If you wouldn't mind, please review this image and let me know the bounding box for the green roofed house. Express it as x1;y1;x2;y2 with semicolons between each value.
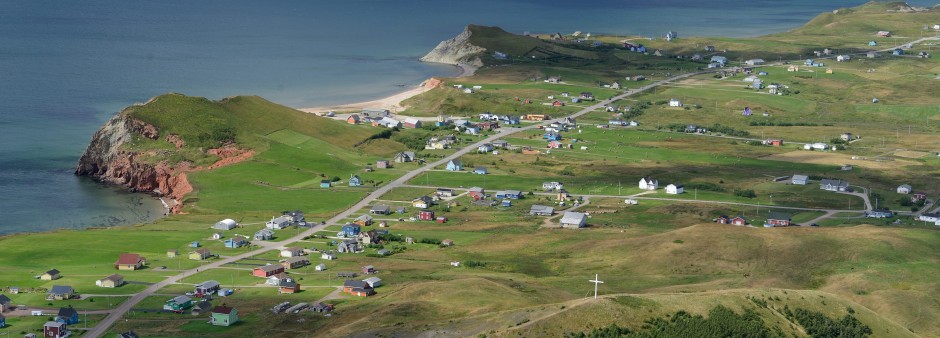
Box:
163;295;193;312
210;305;238;326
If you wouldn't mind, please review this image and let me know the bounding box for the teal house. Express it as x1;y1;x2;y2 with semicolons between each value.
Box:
349;175;362;187
163;295;193;312
210;306;238;326
320;180;332;188
446;159;463;171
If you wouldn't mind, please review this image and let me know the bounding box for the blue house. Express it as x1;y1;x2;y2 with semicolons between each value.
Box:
495;190;524;199
503;116;520;125
349;175;362;187
868;40;878;46
320;180;332;188
474;166;488;175
56;306;80;325
0;313;5;328
224;236;248;248
341;224;361;237
543;132;562;141
892;48;904;56
571;97;581;103
501;199;512;207
446;159;463;171
190;241;201;248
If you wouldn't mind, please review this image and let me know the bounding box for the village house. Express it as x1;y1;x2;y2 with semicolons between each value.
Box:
477;143;494;153
791;175;809;185
412;196;434;209
41;269;62;281
343;280;375;297
394;151;416;163
210;306;239;326
525;114;550;121
446;159;463;171
224;236;248;248
560;212;588;229
668;99;682;107
163;295;193;312
639;177;658;190
95;274;124;288
266;272;294;286
310;302;334;313
0;294;11;312
280;247;305;258
266;215;291;230
46;285;75;300
321;252;337;260
55;307;79;325
419;210;435;221
337;239;361;253
316;263;327;271
346;114;360;124
370;205;391;215
913;192;927;202
710;55;728;66
363;277;382;288
210;232;223;240
376;160;390;169
191;301;212;316
320;180;331;188
253;264;285;278
468;187;485;199
189;248;212;260
167;249;178;258
436;188;454;197
495;190;523;199
546;76;561;83
867;208;894;218
214;219;237;230
530;205;555;216
349;175;362;187
279;281;300;294
837;55;851;62
254;228;275;241
543;181;563;191
194;280;220;297
665;184;684;195
341;224;361;237
763;139;783;146
765;212;792;227
403;118;422;128
897;184;912;194
918;213;940;225
745;58;765;66
113;253;146;270
280;256;311;270
44;321;68;338
354;214;373;227
474;166;488;175
819;179;850;192
464;126;480;135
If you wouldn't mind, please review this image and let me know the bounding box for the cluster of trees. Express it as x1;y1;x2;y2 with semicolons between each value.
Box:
194;126;237;148
734;189;757;198
392;132;431;150
683;182;725;193
783;307;872;338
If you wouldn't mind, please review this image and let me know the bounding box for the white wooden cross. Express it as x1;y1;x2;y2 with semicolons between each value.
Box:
589;274;604;299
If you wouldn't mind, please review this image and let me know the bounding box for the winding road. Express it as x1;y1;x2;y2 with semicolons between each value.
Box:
83;68;711;338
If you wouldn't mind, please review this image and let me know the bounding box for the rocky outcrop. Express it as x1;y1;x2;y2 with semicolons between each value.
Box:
75;112;194;213
420;25;485;68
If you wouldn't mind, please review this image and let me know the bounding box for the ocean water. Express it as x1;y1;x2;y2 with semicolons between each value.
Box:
0;0;934;234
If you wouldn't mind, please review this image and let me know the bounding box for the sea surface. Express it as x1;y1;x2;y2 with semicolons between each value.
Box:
0;0;935;235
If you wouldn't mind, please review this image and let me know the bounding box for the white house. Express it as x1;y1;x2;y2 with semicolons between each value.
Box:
214;219;237;230
803;143;828;151
477;143;494;153
542;182;564;191
710;56;728;66
668;99;682;107
639;176;658;190
665;184;684;195
321;252;336;260
363;277;383;288
266;216;291;230
897;184;912;194
918;213;940;223
791;175;809;185
836;55;851;62
315;263;327;271
560;212;587;229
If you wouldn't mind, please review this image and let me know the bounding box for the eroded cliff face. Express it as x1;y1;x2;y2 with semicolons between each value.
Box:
420;25;485;67
75;112;193;213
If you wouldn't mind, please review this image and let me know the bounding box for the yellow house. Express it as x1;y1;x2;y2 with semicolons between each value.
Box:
95;274;125;288
40;269;61;281
190;248;212;260
167;249;178;258
114;253;146;271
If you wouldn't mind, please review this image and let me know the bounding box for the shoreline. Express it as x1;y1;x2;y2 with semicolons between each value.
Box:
298;62;477;114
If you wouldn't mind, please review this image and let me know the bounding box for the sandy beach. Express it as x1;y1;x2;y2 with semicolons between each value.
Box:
299;63;477;114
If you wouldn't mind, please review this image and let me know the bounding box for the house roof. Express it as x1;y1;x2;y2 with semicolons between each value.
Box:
468;187;484;193
668;183;684;189
898;184;912;189
792;174;808;181
169;295;191;304
475;166;487;171
45;269;60;275
101;274;124;282
44;321;65;328
370;205;391;212
232;236;247;242
560;212;587;225
404;118;421;124
449;159;462;166
48;286;73;294
819;179;849;187
197;280;220;289
193;248;211;254
530;205;554;214
344;280;369;288
192;301;212;311
767;212;791;220
283;247;303;253
212;306;235;314
271;272;290;280
498;190;522;196
0;294;10;303
284;256;309;264
256;265;282;273
413;196;433;203
363;277;382;284
57;306;78;317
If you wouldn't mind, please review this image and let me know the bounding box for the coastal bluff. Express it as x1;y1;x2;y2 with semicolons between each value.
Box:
75;105;192;213
420;25;486;68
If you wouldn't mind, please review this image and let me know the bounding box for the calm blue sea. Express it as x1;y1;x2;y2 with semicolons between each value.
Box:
0;0;934;234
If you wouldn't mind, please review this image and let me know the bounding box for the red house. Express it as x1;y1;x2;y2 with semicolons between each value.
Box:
552;100;564;107
418;210;435;221
44;321;68;338
252;264;284;278
765;139;783;146
913;192;927;201
731;216;748;226
716;215;731;224
468;187;485;200
436;217;448;223
765;212;791;227
279;282;300;294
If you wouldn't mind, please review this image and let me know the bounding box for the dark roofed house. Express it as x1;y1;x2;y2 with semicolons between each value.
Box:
0;294;11;313
47;286;75;301
343;280;375;297
370;205;391;215
819;179;849;192
191;300;212;316
530;205;555;216
41;269;61;281
55;306;79;325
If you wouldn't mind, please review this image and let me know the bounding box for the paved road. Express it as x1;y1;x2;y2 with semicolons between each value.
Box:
83;67;711;338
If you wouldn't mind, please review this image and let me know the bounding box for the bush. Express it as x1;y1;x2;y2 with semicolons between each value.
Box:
735;189;757;198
